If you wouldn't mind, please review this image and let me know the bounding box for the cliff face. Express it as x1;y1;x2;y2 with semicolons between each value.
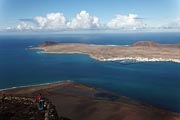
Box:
0;95;59;120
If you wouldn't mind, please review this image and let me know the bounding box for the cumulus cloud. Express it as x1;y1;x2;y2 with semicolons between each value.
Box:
67;10;100;29
11;11;100;31
16;22;35;31
1;22;36;32
34;13;67;30
3;10;179;32
107;14;146;30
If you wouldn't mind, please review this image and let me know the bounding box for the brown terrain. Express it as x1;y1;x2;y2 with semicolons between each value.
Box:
31;41;180;62
1;81;180;120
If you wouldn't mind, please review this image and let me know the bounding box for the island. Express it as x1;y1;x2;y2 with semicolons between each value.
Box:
31;41;180;63
1;81;180;120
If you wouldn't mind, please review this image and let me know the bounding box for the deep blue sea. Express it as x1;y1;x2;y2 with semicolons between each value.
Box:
0;33;180;112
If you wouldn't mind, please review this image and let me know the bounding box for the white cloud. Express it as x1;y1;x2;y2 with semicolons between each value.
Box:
2;22;35;32
13;11;100;31
16;22;35;31
34;13;67;30
107;14;146;30
3;11;180;32
67;10;100;29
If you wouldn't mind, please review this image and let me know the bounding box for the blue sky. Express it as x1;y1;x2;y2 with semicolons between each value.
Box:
0;0;180;32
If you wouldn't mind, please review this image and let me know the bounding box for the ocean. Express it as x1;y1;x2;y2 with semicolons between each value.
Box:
0;33;180;112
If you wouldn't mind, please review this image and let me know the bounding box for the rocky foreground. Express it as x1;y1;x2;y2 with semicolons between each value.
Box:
0;95;69;120
0;96;44;120
32;41;180;63
1;81;180;120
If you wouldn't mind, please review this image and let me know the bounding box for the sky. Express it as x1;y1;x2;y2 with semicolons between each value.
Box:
0;0;180;33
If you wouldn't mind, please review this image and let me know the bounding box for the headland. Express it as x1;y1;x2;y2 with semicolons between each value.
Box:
1;81;180;120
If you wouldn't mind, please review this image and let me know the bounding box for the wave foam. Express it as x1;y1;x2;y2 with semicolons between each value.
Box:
102;57;180;63
0;80;73;91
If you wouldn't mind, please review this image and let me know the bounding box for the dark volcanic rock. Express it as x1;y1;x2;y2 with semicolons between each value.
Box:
0;95;60;120
39;41;58;47
0;96;44;120
132;41;159;47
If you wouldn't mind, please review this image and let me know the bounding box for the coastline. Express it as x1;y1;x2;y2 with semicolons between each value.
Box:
37;50;180;63
0;80;72;92
100;57;180;63
1;81;180;120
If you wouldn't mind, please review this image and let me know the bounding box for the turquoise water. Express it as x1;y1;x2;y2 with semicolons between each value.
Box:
0;33;180;112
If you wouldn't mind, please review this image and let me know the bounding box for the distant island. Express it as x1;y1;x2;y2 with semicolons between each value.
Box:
32;41;180;63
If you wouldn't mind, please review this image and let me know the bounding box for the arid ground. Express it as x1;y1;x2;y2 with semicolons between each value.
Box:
1;81;180;120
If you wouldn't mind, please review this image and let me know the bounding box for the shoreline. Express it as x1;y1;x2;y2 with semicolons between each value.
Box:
0;80;72;92
37;50;180;63
100;57;180;63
